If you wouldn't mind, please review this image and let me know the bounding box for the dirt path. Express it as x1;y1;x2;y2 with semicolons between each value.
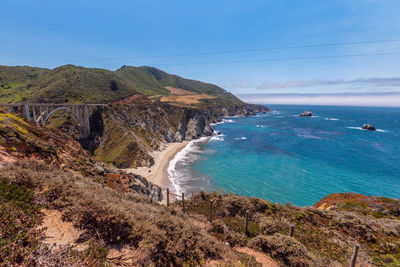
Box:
235;247;278;267
40;209;87;251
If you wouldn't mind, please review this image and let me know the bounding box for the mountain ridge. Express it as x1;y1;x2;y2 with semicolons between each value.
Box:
0;64;245;108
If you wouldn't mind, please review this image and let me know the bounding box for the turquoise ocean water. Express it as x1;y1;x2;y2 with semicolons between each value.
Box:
168;105;400;206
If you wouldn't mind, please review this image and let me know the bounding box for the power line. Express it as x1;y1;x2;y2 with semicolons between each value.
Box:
126;38;400;59
153;51;400;66
6;38;400;65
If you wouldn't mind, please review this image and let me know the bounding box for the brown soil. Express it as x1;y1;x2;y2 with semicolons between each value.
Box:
0;147;15;168
164;86;196;95
161;86;215;105
40;209;86;251
107;245;136;266
235;247;278;267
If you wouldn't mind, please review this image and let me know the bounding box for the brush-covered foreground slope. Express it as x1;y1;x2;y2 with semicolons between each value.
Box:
0;64;259;112
185;192;400;266
0;108;260;266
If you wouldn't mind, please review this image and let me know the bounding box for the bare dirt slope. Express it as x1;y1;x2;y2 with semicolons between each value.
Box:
161;86;215;105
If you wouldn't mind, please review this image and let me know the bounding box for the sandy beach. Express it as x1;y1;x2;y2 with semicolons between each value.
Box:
124;141;189;188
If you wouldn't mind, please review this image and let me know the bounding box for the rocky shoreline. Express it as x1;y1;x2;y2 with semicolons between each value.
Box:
78;102;269;170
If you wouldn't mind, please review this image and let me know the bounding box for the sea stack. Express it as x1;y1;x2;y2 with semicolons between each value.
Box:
300;111;314;117
362;124;376;131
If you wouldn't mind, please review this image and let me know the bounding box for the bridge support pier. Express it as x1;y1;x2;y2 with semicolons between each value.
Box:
0;103;105;139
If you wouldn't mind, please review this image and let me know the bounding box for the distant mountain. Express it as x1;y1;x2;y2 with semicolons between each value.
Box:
0;64;243;107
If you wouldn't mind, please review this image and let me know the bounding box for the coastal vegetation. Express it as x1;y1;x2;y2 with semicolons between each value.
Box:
0;107;399;266
185;192;400;266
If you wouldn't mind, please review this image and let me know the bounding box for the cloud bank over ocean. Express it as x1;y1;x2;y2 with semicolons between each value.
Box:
227;77;400;93
238;92;400;107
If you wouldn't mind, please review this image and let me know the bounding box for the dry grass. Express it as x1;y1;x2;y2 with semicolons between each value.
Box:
0;161;260;266
165;86;196;95
161;86;215;105
248;234;318;266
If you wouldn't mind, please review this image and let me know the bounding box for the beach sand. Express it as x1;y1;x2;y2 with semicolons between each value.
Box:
124;141;189;188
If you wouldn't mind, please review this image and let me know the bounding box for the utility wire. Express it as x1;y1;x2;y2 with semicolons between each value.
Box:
125;38;400;59
153;51;400;66
9;38;400;65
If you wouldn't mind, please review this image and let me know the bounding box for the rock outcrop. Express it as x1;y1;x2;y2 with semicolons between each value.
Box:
300;111;314;117
314;192;400;218
362;124;376;131
218;104;269;117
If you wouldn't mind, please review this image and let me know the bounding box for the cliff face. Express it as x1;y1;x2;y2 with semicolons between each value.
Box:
220;104;270;117
84;103;215;168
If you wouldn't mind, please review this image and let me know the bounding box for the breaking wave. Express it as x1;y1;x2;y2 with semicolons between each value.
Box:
168;137;209;195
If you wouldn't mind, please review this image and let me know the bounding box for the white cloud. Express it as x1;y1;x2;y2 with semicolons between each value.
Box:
238;92;400;107
254;77;400;90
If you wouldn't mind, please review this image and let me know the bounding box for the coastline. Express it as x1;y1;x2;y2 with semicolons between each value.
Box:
124;141;189;188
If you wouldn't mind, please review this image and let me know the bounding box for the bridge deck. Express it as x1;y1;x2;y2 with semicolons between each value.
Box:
0;103;106;107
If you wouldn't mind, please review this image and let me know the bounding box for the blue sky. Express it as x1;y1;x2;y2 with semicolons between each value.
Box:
1;0;400;105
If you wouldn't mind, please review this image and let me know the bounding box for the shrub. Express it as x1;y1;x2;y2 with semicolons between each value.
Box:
208;219;246;247
248;234;317;266
259;216;290;235
0;178;44;266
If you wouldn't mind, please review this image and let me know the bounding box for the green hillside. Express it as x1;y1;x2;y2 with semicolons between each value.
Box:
116;66;242;104
0;64;243;106
0;65;138;103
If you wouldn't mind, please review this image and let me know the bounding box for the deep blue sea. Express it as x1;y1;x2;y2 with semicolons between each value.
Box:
168;105;400;206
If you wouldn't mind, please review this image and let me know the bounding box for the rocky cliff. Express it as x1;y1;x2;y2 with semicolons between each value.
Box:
220;103;270;117
0;108;162;201
84;99;269;168
81;102;214;168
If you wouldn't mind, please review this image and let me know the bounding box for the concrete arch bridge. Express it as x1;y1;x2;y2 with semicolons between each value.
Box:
0;103;105;138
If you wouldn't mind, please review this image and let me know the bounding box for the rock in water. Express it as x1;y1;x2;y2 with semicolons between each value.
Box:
300;111;314;117
362;124;376;131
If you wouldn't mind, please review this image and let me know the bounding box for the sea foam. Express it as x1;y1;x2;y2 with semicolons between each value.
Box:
168;137;208;195
209;134;225;142
347;127;387;132
347;126;365;130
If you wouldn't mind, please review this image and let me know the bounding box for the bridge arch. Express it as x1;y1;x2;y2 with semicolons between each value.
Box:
40;107;80;126
0;103;96;139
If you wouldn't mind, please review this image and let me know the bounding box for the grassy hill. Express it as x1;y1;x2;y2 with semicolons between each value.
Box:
0;64;244;107
116;66;242;105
